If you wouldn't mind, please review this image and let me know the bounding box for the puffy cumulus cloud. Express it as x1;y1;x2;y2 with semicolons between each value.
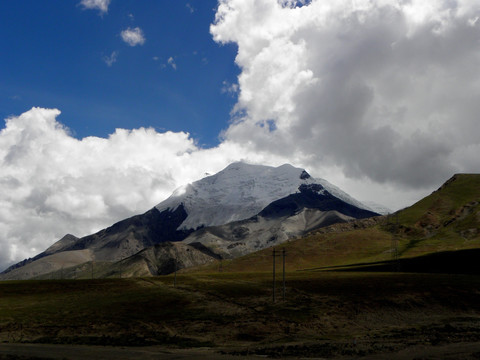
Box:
80;0;111;14
121;27;146;47
211;0;480;194
0;108;262;270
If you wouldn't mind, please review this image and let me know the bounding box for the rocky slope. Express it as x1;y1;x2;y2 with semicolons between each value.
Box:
183;182;377;258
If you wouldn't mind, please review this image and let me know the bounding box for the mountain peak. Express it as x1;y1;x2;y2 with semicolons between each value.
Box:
300;170;311;179
156;162;315;229
221;162;303;176
156;162;369;231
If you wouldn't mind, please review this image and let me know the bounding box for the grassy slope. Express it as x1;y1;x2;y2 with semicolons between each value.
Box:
394;174;480;258
191;227;393;273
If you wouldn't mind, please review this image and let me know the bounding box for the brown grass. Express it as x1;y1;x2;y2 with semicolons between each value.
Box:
2;271;480;358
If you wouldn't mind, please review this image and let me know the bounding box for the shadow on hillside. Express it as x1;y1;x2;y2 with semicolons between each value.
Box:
306;248;480;274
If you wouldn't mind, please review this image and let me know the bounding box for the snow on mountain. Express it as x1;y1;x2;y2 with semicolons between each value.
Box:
362;201;392;215
315;178;373;213
156;162;371;230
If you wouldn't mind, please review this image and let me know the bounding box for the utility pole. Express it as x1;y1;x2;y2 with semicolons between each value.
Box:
273;248;287;303
282;248;286;301
173;245;180;287
391;213;399;271
273;248;276;303
174;257;177;287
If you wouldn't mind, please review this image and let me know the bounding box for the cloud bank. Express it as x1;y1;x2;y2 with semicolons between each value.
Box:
212;0;480;188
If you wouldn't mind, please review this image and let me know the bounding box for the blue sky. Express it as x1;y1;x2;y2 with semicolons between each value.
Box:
0;0;238;146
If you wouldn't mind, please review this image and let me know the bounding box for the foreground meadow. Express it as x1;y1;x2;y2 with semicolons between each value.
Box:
2;271;480;359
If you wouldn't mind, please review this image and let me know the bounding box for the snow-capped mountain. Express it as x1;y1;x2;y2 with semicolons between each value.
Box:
156;162;372;230
1;162;379;280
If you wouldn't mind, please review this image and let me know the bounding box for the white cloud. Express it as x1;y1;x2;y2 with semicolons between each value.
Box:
80;0;110;14
211;0;480;193
168;57;177;70
121;27;146;47
221;80;239;95
186;3;195;13
102;51;118;66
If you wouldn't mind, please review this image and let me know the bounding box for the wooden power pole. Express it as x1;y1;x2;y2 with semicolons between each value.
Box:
174;257;177;287
273;248;287;303
273;248;276;303
282;248;286;301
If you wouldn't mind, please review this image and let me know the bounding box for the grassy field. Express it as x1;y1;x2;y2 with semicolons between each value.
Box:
2;271;480;358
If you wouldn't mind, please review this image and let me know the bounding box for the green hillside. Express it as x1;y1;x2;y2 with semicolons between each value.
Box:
393;174;480;258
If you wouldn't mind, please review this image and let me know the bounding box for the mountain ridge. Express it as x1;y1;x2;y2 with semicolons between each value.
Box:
1;162;379;279
156;162;372;230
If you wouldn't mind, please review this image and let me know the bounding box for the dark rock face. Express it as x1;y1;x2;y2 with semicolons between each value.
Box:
61;205;191;254
300;170;311;180
259;184;379;219
1;205;195;268
188;242;222;260
1;257;37;274
119;241;219;275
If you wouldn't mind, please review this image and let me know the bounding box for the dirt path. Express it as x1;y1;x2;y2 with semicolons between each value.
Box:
3;341;480;360
358;341;480;360
0;343;259;360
